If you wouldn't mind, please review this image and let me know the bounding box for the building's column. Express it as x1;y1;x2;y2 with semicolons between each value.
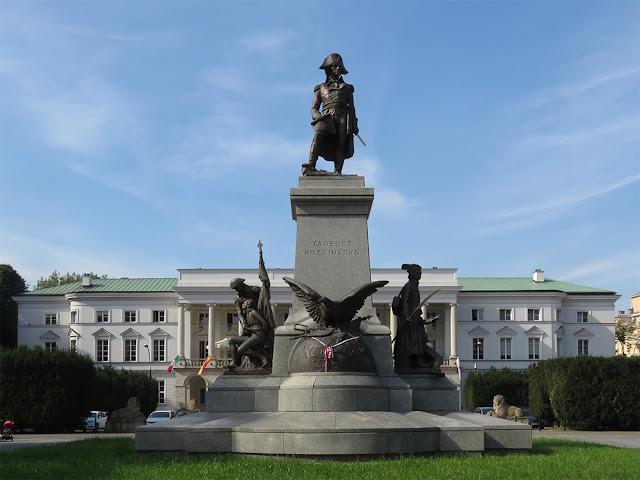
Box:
184;307;192;360
449;303;458;358
177;304;185;358
389;304;397;354
207;304;215;359
271;303;278;326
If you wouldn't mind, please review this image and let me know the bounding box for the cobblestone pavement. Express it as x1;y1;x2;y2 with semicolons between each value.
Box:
532;428;640;449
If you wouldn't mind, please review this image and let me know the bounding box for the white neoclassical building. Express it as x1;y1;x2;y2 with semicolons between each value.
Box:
15;268;619;412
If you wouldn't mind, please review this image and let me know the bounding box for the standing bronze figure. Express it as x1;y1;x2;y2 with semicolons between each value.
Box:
393;264;443;372
302;53;360;175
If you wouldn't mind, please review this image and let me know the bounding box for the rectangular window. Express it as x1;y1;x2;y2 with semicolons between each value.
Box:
124;339;137;362
557;338;563;357
528;309;540;321
200;388;206;405
528;338;540;360
500;338;512;360
577;311;588;323
71;311;78;323
45;342;57;351
499;309;512;321
199;313;209;325
158;380;166;404
70;339;77;350
226;312;239;329
556;309;561;322
152;310;165;323
45;313;57;325
471;309;484;321
473;338;484;360
96;339;109;362
578;339;589;356
96;311;109;323
153;339;165;362
124;311;137;323
199;340;207;359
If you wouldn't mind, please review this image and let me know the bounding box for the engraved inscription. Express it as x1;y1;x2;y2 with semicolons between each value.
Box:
304;239;360;256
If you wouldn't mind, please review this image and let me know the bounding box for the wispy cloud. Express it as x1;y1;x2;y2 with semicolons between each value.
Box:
239;30;300;54
522;65;640;110
521;117;640;148
491;174;640;221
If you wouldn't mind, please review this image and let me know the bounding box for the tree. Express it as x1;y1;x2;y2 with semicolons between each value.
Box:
36;271;108;290
616;320;639;356
0;265;28;348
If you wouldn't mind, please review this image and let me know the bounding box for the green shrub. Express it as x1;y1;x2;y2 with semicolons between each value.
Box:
0;345;95;431
463;367;529;411
94;366;158;416
528;356;640;430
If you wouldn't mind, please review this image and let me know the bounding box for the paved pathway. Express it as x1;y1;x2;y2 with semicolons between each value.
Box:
0;432;134;452
532;428;640;449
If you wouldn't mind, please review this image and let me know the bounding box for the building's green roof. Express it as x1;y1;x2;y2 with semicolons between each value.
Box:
458;277;615;294
25;278;178;295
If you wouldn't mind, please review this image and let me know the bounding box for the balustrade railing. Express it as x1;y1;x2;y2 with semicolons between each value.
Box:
180;358;233;369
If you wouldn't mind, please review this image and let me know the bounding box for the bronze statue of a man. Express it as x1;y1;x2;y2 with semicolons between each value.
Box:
302;53;359;175
228;298;270;368
393;264;443;372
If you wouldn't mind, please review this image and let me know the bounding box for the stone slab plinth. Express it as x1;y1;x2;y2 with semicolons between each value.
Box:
136;410;531;456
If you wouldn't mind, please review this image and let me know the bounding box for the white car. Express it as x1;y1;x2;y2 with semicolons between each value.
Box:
83;411;108;432
146;410;176;424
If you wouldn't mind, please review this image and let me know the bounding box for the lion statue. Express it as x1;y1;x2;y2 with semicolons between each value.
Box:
177;398;200;415
487;394;526;422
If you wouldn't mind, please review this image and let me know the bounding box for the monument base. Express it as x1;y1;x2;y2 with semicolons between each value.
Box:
136;410;531;457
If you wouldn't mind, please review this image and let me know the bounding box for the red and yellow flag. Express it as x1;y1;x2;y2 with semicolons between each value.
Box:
198;356;211;375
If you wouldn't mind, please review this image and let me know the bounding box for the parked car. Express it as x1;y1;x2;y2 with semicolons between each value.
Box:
473;407;494;415
82;411;108;432
520;408;549;429
146;410;176;425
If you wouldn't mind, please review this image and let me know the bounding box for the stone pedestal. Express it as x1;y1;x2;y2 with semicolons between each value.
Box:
274;176;392;376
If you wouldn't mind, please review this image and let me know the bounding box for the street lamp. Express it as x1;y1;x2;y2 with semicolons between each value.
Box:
144;344;151;378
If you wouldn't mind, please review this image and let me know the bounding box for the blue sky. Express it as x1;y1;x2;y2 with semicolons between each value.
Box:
1;1;638;310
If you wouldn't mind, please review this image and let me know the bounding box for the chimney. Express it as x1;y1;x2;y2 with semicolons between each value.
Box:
82;274;92;287
532;269;544;283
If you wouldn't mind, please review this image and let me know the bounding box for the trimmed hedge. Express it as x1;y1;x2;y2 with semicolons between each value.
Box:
0;345;96;431
94;366;158;417
463;367;529;411
0;347;159;431
528;356;640;431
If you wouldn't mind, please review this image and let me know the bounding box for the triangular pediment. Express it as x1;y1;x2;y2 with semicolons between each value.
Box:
496;326;517;336
195;328;209;338
574;328;594;337
40;330;60;340
92;328;113;338
121;328;141;337
525;326;545;336
149;328;169;337
554;326;565;336
68;328;80;338
468;326;489;336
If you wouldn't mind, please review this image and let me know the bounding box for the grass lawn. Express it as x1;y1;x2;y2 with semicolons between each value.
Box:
0;437;636;480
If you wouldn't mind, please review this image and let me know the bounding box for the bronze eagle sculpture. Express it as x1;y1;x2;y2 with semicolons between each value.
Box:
283;276;388;330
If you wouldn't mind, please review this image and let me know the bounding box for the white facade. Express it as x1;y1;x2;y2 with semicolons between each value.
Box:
15;268;619;412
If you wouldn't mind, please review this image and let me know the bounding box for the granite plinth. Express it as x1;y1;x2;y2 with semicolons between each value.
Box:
136;410;531;456
400;375;460;411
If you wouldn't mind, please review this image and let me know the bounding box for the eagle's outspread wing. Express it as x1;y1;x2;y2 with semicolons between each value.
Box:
337;280;389;322
283;277;329;328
